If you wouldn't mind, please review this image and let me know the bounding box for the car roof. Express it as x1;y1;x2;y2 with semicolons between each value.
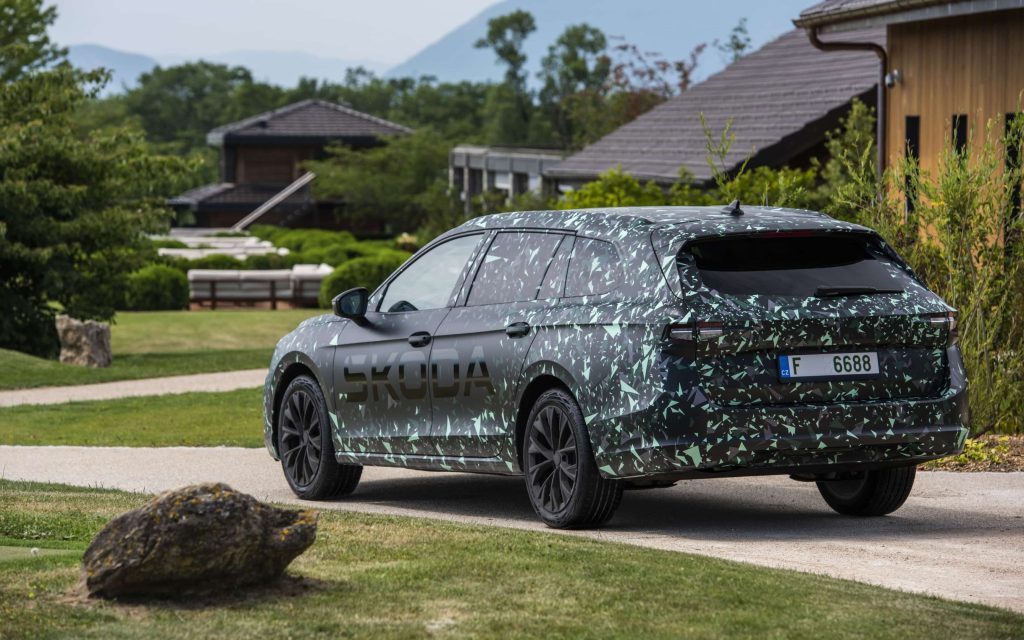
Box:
453;205;872;239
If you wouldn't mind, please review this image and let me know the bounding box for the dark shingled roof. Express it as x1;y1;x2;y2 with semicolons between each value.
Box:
168;183;313;211
207;99;412;145
795;0;962;27
545;28;883;185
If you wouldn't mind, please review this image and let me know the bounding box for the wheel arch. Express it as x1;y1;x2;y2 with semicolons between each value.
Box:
269;352;330;457
513;362;579;470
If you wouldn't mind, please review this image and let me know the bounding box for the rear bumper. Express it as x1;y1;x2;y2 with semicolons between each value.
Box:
590;352;969;479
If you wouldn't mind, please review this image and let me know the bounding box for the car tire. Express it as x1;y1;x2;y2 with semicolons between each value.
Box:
522;388;623;529
278;375;362;500
816;466;916;516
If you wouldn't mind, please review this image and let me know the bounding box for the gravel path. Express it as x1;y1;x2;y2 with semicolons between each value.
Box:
1;445;1021;613
0;370;266;407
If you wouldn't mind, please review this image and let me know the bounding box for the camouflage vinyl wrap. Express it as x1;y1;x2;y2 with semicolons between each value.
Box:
265;206;968;480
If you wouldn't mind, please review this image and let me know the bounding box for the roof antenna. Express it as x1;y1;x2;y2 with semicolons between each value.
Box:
722;199;743;216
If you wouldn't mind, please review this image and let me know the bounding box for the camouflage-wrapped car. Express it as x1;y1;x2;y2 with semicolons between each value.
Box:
264;205;968;528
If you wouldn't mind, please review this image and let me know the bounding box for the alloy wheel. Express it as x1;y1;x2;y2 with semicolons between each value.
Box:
280;388;322;488
527;405;578;513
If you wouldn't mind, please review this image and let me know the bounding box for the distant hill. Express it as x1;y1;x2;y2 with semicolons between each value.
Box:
385;0;814;84
67;44;158;95
67;45;389;95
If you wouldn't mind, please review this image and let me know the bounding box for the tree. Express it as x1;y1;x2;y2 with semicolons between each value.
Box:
0;0;64;83
475;10;537;146
538;24;611;149
122;61;278;153
308;129;450;234
716;18;751;64
0;3;194;357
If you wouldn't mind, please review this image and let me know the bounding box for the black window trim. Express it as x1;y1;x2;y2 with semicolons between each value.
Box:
373;230;488;314
457;227;573;308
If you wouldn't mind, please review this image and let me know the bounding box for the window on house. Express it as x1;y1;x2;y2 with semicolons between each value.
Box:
952;114;968;153
905;116;921;216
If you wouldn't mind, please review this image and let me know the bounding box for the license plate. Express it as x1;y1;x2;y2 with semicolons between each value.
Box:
778;352;879;381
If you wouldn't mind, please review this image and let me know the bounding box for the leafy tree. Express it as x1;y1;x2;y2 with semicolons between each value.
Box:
475;10;538;146
716;18;751;64
122;61;279;153
0;4;194;357
0;0;64;83
308;129;450;234
538;24;611;149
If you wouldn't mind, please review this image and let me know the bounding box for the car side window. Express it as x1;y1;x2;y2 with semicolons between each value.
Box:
466;231;563;306
564;237;621;297
380;234;483;313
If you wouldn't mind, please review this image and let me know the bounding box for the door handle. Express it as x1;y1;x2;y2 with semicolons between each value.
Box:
505;322;531;338
407;332;432;348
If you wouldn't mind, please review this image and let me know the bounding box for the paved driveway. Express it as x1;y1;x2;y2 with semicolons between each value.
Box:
1;445;1021;612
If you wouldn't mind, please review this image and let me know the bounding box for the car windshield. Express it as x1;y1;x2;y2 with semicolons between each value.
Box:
684;233;916;298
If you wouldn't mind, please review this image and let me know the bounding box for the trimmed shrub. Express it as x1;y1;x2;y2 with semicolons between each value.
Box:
187;254;245;270
318;251;410;308
125;265;189;311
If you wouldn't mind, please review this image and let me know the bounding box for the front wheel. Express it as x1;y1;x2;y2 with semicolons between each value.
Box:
816;466;916;516
278;375;362;500
522;388;623;528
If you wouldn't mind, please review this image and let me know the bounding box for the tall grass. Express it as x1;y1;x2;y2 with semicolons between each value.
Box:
831;112;1024;434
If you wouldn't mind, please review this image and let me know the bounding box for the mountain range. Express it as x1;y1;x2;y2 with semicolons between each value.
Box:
67;0;814;94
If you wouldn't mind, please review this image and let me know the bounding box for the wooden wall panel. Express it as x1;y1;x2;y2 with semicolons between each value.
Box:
886;10;1024;174
234;146;314;185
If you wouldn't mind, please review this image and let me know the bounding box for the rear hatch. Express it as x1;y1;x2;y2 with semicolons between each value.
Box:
675;230;953;406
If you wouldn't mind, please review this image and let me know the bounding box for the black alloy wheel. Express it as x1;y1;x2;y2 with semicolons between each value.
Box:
278;375;362;500
522;388;623;528
527;404;579;513
280;386;322;488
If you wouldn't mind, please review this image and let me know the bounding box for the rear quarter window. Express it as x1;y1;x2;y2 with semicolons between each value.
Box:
564;237;621;297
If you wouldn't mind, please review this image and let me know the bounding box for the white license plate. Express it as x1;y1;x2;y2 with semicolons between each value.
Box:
778;352;879;380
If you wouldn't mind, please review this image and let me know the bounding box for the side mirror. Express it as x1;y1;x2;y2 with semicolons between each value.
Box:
332;287;369;323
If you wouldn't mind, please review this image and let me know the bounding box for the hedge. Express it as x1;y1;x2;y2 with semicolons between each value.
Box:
318;250;410;308
124;265;189;311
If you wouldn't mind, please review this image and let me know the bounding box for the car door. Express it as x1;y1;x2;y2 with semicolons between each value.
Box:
428;230;567;458
331;233;486;457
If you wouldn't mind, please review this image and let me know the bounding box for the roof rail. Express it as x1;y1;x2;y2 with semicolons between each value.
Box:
231;172;316;232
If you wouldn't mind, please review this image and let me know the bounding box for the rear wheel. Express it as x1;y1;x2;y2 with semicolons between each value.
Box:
816;466;916;516
522;388;622;528
278;375;362;500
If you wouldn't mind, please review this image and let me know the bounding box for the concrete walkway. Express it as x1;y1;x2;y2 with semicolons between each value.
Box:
0;369;266;407
1;445;1021;613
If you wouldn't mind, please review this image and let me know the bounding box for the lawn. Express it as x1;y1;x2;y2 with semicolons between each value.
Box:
0;309;322;391
0;388;263;447
1;481;1021;639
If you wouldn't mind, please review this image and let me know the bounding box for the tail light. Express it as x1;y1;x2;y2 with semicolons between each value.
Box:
668;321;724;342
928;311;958;345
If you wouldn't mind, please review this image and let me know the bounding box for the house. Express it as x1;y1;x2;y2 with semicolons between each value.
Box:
795;0;1024;178
449;145;564;213
169;99;412;229
544;28;884;189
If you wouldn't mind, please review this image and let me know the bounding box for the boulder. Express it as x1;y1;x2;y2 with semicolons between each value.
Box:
55;315;112;368
81;483;317;598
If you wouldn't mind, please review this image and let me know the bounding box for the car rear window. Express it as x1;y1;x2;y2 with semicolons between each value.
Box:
684;233;916;297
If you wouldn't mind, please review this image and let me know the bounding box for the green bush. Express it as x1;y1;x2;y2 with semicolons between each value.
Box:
318;251;410;308
187;254;245;270
125;265;189;311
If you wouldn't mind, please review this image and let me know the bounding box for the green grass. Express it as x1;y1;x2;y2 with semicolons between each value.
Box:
1;480;1021;639
0;309;321;391
0;388;263;447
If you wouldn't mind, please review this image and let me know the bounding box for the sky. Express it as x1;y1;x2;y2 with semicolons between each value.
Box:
50;0;498;65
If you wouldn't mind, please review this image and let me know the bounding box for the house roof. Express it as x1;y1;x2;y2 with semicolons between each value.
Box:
168;183;315;212
795;0;1021;28
206;99;412;145
545;28;883;185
